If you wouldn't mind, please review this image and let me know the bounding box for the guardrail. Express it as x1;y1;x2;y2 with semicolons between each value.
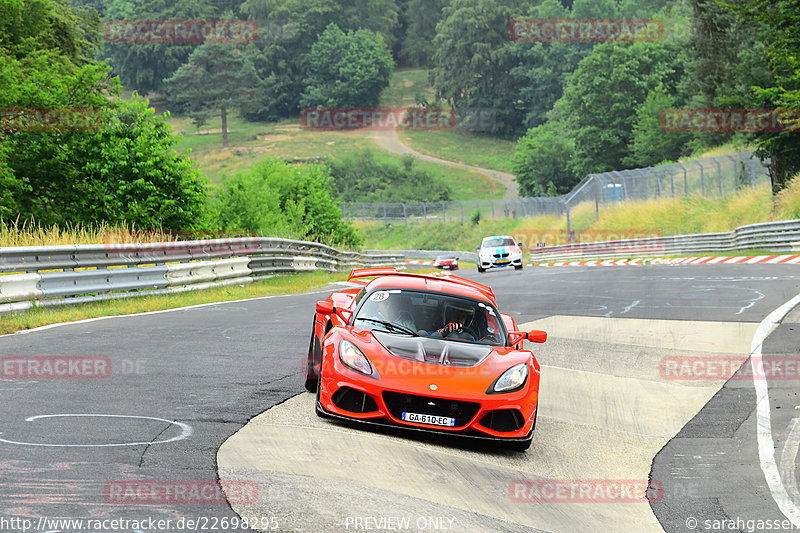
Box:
0;237;404;315
526;219;800;263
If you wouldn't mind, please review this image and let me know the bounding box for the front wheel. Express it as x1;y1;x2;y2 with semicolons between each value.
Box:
304;316;321;392
477;266;485;273
515;265;523;271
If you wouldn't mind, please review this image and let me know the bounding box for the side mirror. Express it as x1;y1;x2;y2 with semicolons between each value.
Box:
508;330;547;346
316;301;334;315
527;330;547;343
517;242;525;247
475;246;480;251
316;300;353;322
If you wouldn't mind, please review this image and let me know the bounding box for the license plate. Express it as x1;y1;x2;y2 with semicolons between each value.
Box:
495;259;509;264
401;412;455;427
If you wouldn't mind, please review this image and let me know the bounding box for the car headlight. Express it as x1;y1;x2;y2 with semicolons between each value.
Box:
339;340;373;376
490;363;528;393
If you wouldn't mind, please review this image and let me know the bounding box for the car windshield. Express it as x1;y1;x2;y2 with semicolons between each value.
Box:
435;255;454;260
483;237;515;248
353;289;506;346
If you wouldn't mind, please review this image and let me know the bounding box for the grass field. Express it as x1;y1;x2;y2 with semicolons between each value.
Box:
398;129;517;174
380;68;435;107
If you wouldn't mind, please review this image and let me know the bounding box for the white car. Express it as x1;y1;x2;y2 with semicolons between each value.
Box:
476;235;524;273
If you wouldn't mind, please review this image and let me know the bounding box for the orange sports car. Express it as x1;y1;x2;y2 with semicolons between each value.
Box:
303;268;546;451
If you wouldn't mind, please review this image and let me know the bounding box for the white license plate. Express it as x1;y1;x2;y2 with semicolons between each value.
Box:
401;412;455;427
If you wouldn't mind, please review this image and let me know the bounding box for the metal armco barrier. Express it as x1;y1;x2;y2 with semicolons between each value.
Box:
0;237;403;314
527;219;800;263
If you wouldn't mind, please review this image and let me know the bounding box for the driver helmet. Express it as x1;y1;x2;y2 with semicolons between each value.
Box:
443;301;474;328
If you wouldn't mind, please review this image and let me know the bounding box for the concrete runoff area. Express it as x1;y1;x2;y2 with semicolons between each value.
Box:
218;316;760;532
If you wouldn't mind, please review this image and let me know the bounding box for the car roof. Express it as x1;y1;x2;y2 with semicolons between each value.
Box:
347;268;495;304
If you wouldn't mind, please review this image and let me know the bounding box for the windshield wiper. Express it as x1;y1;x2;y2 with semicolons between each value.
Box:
355;318;420;337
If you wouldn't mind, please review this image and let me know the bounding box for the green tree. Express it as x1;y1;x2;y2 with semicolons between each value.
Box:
73;98;210;229
299;23;393;108
728;0;800;191
512;122;578;196
103;0;215;95
624;84;691;168
165;42;263;147
555;41;685;176
239;0;399;119
431;0;525;137
327;150;451;202
508;0;594;129
215;157;362;247
399;0;446;66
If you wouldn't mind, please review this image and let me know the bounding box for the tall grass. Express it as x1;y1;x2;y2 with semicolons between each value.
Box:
359;179;799;251
0;219;252;247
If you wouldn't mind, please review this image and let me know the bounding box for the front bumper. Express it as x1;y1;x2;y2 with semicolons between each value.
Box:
318;353;538;440
479;256;523;269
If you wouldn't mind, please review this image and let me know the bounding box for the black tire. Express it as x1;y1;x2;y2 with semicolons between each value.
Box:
304;316;320;392
477;266;485;273
315;365;332;419
515;265;523;271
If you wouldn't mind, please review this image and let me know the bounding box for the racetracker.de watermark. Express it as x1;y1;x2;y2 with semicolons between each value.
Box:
509;479;663;503
1;107;103;132
513;229;663;252
660;356;800;381
103;19;258;44
103;480;258;505
2;356;111;379
509;18;663;42
300;107;457;131
660;108;800;132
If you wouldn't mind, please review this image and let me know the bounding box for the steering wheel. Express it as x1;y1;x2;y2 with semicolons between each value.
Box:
455;324;479;341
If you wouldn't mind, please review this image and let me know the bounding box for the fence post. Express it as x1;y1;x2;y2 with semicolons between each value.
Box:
341;202;346;218
442;202;446;224
711;156;722;196
460;201;464;224
669;168;675;197
383;203;387;222
594;176;599;220
723;154;737;190
676;162;688;197
403;203;407;226
695;160;705;196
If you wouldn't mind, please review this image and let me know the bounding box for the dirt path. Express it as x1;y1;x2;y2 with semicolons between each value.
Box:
371;129;519;199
